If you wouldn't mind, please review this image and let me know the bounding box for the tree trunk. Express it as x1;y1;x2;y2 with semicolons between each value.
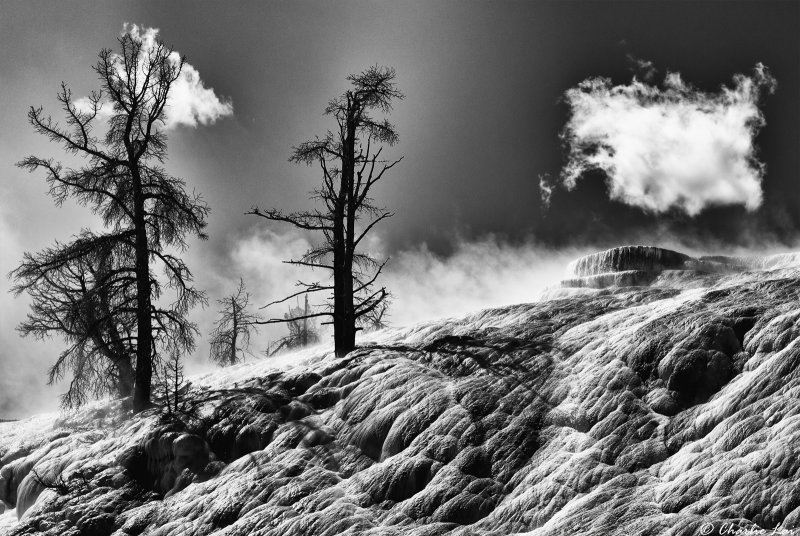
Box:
132;166;153;412
332;229;348;356
88;300;135;399
172;357;179;413
116;357;135;398
230;297;238;365
333;106;358;357
303;295;308;346
334;108;359;357
105;308;135;399
338;254;356;355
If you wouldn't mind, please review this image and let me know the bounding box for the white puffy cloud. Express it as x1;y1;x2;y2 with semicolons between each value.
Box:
560;63;776;216
78;24;233;130
125;23;233;129
167;61;234;128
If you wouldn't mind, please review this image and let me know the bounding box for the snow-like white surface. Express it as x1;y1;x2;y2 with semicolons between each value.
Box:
0;511;17;533
4;247;800;535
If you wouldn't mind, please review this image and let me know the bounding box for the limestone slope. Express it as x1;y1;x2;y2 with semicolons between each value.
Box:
2;245;800;535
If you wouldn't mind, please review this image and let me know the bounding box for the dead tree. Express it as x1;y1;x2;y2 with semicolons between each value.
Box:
268;295;320;355
30;469;89;496
295;294;315;347
10;231;137;407
248;66;403;357
159;348;186;415
16;31;208;411
209;279;261;366
360;301;389;332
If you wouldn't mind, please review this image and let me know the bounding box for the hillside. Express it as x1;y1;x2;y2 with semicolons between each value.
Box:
2;245;800;535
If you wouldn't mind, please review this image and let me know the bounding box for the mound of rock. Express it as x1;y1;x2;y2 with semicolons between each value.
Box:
567;246;692;277
2;246;800;535
562;245;800;290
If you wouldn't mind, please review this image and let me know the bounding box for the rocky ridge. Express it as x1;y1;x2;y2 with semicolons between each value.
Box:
2;245;800;535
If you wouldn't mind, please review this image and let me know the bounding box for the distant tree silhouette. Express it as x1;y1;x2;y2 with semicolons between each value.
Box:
268;295;320;355
15;31;208;411
248;66;402;357
209;279;261;366
159;347;187;415
360;301;389;332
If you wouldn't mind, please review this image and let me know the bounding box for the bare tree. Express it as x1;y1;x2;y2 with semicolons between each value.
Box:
360;301;389;332
268;295;320;356
209;279;261;366
15;31;208;411
159;348;187;415
10;231;137;408
248;66;403;357
30;468;90;496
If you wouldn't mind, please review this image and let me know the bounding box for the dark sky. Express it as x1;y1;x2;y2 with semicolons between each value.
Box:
3;1;797;261
1;1;798;416
533;0;800;250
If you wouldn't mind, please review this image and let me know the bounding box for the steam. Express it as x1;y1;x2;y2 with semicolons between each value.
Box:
216;228;587;331
382;238;582;325
559;63;776;215
184;227;327;372
6;220;800;419
0;206;62;419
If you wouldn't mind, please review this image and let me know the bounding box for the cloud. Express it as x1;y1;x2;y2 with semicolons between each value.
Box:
126;23;234;129
167;62;234;128
76;24;233;130
560;63;776;216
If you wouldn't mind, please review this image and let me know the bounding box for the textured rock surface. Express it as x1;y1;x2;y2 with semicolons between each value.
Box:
3;245;800;535
567;246;692;277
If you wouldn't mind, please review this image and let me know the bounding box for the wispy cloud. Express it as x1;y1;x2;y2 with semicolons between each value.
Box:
538;173;554;208
560;63;776;216
626;54;657;82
